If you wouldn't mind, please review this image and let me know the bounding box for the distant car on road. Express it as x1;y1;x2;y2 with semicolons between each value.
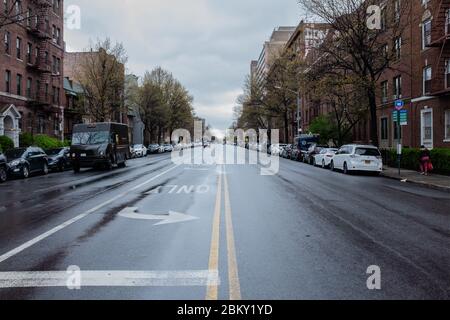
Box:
5;147;49;179
45;147;72;172
314;148;338;168
0;151;7;183
131;144;147;158
331;145;383;175
163;144;174;152
148;144;160;154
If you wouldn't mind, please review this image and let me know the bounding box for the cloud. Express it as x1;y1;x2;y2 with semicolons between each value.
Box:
64;0;301;129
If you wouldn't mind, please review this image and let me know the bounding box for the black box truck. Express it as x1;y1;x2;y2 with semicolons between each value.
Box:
70;122;130;173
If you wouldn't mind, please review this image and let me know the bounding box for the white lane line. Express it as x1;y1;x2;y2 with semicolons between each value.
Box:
0;165;181;264
0;270;220;288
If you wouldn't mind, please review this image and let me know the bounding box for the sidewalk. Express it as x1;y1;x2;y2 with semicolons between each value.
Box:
381;166;450;193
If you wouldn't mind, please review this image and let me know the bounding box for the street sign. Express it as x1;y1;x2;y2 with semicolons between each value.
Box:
393;110;408;126
395;100;404;111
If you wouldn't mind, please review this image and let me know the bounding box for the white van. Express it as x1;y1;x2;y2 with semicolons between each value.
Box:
330;145;383;174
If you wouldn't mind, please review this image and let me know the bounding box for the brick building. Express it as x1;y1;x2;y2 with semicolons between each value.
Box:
0;0;65;147
377;0;450;149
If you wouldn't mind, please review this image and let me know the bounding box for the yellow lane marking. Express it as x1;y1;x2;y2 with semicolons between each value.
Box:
205;171;222;300
223;171;242;300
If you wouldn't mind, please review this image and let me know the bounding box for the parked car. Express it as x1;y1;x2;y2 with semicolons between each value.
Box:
330;145;383;174
291;147;302;161
0;151;7;183
148;144;160;154
163;144;174;152
70;122;129;173
280;144;293;159
45;147;72;172
269;144;287;156
303;144;329;165
314;148;339;168
5;147;49;179
131;144;147;158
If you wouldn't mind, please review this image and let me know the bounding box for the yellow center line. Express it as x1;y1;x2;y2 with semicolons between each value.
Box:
205;170;222;300
223;170;242;300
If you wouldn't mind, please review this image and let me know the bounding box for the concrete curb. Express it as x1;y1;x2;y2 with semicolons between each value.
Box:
381;173;450;194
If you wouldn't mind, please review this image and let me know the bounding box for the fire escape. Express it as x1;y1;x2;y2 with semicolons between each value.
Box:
26;0;55;111
427;0;450;96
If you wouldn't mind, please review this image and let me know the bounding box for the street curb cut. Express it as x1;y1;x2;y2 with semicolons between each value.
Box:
381;173;450;194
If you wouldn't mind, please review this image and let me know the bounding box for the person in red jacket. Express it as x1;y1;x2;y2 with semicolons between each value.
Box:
419;146;431;176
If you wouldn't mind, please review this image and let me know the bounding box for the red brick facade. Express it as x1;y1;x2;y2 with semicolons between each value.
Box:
377;0;450;149
0;0;65;141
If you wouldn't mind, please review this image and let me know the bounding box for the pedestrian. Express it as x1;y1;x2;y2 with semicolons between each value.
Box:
419;145;431;176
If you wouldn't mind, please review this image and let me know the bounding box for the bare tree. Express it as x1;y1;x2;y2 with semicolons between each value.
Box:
0;0;36;29
298;0;411;146
74;38;128;122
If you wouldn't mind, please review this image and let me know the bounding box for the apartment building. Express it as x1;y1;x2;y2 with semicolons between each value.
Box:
251;26;296;85
378;0;450;149
0;0;65;147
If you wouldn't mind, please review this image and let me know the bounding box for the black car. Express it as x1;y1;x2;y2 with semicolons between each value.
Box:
0;151;7;183
45;147;72;172
5;147;49;179
148;144;160;154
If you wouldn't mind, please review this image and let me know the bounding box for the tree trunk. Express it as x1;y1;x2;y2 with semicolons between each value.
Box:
367;87;379;147
284;111;289;144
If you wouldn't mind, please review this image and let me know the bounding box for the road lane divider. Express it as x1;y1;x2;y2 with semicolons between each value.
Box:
0;164;181;264
0;270;220;288
205;171;222;300
223;171;242;300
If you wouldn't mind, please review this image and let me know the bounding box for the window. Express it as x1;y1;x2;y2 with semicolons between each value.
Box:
26;7;32;27
45;83;49;100
52;86;56;104
56;87;60;104
394;37;401;60
446;60;450;89
26;42;32;63
422;19;431;49
4;31;10;54
56;28;61;45
16;73;22;95
445;110;450;140
423;66;432;95
393;76;402;98
446;9;450;35
381;118;388;140
3;0;7;16
381;81;388;103
16;37;21;59
421;109;433;147
394;0;401;22
26;77;32;98
5;70;11;93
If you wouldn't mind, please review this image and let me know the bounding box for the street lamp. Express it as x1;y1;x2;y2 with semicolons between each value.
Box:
275;86;302;138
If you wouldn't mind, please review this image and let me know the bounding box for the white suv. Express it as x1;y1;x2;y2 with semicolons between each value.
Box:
330;145;383;174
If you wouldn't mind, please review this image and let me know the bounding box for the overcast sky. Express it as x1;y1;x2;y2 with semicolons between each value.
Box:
65;0;302;130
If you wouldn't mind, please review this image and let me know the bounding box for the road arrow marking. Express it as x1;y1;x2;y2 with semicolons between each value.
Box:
118;207;199;226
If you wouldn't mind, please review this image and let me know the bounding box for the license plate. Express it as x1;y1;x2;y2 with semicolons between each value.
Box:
365;160;371;165
80;153;87;157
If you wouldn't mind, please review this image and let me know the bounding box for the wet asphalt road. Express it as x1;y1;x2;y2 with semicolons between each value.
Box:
0;145;449;300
